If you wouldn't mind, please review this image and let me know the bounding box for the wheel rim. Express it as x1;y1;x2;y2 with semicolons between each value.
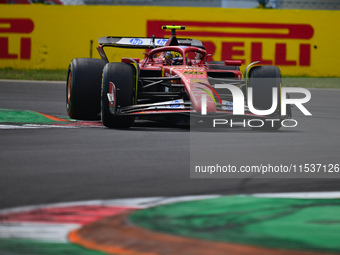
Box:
66;71;72;110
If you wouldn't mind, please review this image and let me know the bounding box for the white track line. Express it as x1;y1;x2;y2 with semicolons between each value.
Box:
0;222;80;243
0;195;220;215
251;191;340;199
0;124;77;130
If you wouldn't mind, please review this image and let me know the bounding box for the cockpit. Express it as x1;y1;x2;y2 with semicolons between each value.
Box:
143;47;207;67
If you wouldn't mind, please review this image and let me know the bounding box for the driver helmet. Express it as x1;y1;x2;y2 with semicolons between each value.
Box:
165;51;174;60
165;51;182;65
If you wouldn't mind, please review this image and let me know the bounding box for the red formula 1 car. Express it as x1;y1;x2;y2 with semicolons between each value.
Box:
66;25;292;130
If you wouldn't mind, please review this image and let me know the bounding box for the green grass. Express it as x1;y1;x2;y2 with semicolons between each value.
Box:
282;77;340;89
0;68;67;81
0;68;339;88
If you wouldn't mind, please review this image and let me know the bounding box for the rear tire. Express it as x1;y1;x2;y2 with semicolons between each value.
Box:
101;62;135;129
248;65;282;131
66;58;106;120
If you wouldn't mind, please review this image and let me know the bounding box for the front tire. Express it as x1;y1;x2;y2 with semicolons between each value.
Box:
101;62;135;129
66;58;106;120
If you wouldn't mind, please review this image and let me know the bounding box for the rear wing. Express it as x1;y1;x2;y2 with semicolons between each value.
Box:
98;36;205;49
97;36;205;63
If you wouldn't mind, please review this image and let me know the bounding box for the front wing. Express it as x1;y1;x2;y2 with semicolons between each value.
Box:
112;99;283;120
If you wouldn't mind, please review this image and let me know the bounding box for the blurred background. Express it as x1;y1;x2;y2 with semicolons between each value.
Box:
1;0;339;76
1;0;340;9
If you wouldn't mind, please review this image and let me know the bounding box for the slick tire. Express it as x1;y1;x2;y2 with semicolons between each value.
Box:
101;62;135;129
248;65;282;131
66;58;106;120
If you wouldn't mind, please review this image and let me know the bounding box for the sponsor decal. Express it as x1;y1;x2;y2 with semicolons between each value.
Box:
223;101;233;111
170;100;181;108
130;38;143;45
183;70;204;75
156;38;167;45
147;20;313;67
0;18;34;60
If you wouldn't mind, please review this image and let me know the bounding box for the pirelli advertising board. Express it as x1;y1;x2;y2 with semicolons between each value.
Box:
0;5;339;76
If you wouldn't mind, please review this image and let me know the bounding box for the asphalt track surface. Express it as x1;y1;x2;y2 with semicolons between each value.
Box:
0;80;339;210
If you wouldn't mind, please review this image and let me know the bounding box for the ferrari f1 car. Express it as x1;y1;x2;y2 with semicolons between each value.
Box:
66;25;292;130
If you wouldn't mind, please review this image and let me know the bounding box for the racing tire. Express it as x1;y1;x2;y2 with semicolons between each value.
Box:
101;62;135;129
209;61;240;71
248;65;283;131
66;58;106;120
